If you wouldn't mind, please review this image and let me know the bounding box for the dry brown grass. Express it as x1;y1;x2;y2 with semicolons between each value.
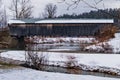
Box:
0;30;18;48
96;25;118;42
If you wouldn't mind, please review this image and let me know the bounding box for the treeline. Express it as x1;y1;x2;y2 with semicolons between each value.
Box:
57;8;120;19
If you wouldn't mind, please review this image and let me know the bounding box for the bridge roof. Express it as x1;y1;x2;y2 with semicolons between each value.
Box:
8;19;114;24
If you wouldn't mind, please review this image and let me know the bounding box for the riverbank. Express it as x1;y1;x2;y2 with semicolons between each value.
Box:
0;51;120;76
0;66;119;80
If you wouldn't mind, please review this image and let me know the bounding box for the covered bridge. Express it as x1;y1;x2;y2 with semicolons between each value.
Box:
8;19;114;37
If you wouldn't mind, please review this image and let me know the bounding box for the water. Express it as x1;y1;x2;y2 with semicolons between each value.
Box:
31;65;120;79
0;65;23;74
28;43;81;51
0;64;119;79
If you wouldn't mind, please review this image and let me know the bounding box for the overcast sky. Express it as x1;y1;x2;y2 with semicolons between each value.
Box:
2;0;120;18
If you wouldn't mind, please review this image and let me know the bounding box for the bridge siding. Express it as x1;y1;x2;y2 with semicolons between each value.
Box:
8;23;113;37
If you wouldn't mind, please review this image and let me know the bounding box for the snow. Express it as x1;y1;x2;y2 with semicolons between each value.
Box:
0;67;119;80
85;33;120;53
8;20;26;24
108;33;120;53
1;51;25;61
1;51;120;75
8;19;114;24
1;51;120;69
28;36;95;44
35;19;114;24
48;48;78;51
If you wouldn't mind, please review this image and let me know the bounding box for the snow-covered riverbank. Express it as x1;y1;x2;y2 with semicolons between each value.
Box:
86;33;120;53
0;67;119;80
1;51;120;75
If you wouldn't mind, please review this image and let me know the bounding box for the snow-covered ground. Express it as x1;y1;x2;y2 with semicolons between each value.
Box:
108;33;120;53
86;33;120;53
1;51;120;75
1;51;25;61
26;33;120;53
26;36;95;44
0;67;119;80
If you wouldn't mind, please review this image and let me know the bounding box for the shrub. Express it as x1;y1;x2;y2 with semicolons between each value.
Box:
0;29;17;49
95;25;118;42
25;51;48;70
85;42;113;53
25;43;48;70
101;43;113;53
65;55;79;74
65;55;78;68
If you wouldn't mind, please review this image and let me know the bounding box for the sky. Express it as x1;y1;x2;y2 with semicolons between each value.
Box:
2;0;120;18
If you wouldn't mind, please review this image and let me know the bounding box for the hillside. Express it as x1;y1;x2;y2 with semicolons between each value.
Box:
58;8;120;19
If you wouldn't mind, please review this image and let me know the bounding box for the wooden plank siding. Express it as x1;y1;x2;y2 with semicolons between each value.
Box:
8;23;114;37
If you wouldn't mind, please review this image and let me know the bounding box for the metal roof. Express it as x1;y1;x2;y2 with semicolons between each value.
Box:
8;19;114;24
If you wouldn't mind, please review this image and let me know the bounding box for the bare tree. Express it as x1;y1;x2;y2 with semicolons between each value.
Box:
42;3;57;19
0;0;3;22
9;0;33;19
0;0;7;28
59;0;103;10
